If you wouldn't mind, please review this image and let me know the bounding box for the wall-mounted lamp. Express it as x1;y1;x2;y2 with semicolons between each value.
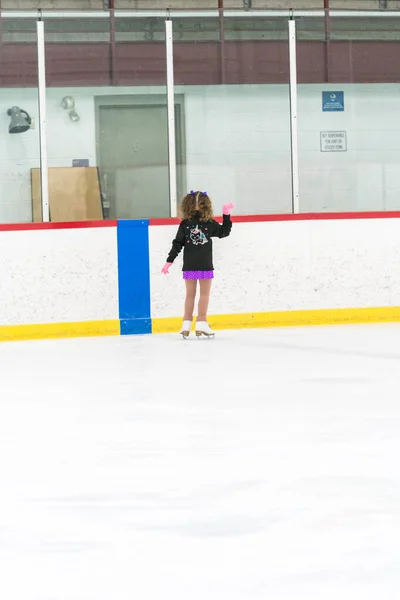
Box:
62;96;80;123
7;106;32;134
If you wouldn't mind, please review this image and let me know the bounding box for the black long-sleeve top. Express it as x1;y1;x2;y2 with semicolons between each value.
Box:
166;213;232;271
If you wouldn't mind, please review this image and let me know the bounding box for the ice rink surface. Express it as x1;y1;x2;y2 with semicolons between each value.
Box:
1;324;400;600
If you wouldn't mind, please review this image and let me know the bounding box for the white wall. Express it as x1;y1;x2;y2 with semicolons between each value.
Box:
0;226;119;325
1;83;400;223
149;217;400;319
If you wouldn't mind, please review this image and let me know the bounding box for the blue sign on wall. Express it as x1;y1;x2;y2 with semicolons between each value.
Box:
322;91;344;112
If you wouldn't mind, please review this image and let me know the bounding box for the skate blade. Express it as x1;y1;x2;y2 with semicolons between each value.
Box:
195;331;215;338
180;331;190;339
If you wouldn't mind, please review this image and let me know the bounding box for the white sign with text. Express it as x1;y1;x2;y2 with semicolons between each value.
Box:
320;131;347;152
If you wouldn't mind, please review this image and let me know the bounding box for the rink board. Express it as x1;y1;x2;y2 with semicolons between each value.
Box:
1;212;400;341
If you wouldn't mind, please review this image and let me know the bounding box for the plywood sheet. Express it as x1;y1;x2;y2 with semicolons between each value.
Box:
31;167;103;222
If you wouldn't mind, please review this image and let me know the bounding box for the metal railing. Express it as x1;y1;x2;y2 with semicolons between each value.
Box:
2;9;400;18
1;0;399;10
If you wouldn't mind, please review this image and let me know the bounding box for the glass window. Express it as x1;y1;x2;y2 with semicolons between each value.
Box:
43;13;169;222
173;11;293;215
0;16;41;224
296;12;400;212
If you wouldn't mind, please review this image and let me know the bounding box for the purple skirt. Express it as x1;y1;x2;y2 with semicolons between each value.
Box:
183;270;214;280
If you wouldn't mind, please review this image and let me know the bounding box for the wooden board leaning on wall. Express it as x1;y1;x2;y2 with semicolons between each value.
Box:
31;167;103;222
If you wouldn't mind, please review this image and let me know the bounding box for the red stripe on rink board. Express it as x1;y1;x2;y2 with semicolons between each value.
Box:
0;220;118;232
150;211;400;226
2;211;400;232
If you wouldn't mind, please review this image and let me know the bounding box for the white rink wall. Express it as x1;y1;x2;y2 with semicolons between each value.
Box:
150;217;400;319
0;227;119;325
1;215;400;334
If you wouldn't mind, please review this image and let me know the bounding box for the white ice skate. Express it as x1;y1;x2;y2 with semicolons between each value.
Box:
180;320;192;339
195;321;215;338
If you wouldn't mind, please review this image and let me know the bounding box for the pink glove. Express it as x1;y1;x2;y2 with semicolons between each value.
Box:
223;202;235;215
161;262;172;274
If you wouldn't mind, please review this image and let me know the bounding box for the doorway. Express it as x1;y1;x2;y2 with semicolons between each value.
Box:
95;95;186;219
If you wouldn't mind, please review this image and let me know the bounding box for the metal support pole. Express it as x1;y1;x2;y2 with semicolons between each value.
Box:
218;0;225;84
37;19;49;222
109;0;115;85
324;0;330;82
165;19;177;218
289;19;299;214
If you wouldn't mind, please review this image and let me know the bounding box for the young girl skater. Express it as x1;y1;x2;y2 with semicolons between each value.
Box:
162;191;234;338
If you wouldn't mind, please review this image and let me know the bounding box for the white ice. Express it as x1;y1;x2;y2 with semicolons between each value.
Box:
1;324;400;600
